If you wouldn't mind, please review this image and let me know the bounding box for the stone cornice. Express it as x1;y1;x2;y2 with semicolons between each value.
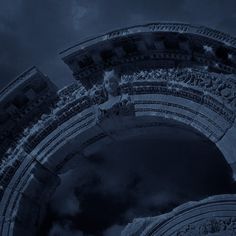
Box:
60;22;236;58
59;23;236;89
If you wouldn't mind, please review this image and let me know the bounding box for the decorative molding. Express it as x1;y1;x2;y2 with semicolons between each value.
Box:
122;195;236;236
177;217;236;235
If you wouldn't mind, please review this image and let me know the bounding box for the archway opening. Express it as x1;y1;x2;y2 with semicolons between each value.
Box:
39;123;235;236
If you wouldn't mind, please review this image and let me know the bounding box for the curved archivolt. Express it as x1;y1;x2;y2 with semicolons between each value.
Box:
0;23;236;235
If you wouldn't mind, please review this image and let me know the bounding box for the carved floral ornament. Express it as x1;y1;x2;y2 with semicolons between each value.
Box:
1;67;236;175
86;68;236;113
57;68;236;114
121;68;236;111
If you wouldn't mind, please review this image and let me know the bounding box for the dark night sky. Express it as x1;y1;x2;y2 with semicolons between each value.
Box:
0;0;236;89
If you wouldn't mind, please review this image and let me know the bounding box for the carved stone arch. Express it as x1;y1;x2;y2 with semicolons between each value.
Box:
1;22;236;235
122;194;236;235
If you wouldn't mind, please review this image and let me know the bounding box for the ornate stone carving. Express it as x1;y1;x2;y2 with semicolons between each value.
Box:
1;67;235;178
1;23;236;236
89;84;107;104
122;195;236;236
103;70;120;97
98;93;134;120
94;70;135;120
177;217;236;235
61;22;236;90
122;68;236;111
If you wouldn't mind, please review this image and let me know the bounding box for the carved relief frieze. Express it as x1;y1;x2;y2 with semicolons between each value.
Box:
177;217;236;236
121;68;236;112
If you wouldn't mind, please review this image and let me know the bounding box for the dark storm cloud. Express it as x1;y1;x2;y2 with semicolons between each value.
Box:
43;129;235;236
0;0;236;89
0;0;77;88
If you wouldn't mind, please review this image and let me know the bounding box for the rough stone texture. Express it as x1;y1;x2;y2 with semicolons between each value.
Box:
0;67;58;158
217;121;236;178
0;23;236;235
121;195;236;236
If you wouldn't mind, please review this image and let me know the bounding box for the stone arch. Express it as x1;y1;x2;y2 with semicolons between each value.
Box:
1;22;236;235
122;194;236;235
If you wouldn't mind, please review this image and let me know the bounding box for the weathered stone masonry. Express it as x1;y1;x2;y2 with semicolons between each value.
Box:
0;22;236;235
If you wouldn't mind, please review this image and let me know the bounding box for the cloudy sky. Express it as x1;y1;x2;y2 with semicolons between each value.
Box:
39;128;235;236
0;0;236;89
